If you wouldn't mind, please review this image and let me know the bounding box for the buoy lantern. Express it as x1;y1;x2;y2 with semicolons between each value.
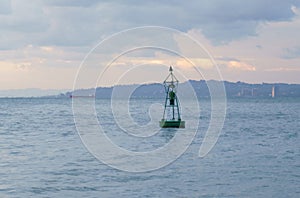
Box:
160;66;185;128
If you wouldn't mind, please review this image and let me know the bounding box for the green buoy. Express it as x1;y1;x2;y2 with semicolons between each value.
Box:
160;66;185;128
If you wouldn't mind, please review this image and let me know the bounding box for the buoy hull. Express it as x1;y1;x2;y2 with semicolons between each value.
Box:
160;119;185;128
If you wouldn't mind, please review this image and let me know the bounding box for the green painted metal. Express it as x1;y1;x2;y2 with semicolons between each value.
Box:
160;66;185;128
160;119;185;128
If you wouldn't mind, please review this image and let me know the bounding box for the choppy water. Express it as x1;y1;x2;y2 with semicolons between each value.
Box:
0;98;299;197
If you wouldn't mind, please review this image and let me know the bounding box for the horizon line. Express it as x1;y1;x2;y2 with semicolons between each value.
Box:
1;79;300;91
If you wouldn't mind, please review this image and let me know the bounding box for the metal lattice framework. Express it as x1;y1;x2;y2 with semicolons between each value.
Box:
160;66;185;128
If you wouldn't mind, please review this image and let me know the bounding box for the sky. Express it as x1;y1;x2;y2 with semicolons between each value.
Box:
0;0;300;90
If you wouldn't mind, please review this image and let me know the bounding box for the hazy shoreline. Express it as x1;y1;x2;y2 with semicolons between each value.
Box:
1;80;300;98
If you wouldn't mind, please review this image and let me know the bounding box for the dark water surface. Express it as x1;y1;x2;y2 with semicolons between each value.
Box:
0;98;299;197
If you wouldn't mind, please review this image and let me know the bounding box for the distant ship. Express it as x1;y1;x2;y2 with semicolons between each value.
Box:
69;94;95;98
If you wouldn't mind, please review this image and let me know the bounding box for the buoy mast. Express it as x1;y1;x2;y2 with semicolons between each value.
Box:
160;66;185;128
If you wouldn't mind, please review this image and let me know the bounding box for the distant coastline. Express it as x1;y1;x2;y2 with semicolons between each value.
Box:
0;88;70;98
1;80;300;98
66;80;300;99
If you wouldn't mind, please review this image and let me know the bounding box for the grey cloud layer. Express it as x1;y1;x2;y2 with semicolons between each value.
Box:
0;0;299;48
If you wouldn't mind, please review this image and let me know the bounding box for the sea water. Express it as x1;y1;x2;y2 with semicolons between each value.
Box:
0;98;299;197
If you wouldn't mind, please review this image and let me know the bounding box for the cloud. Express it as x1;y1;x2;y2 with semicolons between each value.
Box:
110;0;299;44
0;1;48;32
265;67;300;72
1;1;300;88
43;0;100;7
0;0;11;15
16;62;31;71
227;60;256;71
0;0;299;49
282;46;300;59
215;57;256;71
0;61;31;74
40;46;54;52
0;2;49;49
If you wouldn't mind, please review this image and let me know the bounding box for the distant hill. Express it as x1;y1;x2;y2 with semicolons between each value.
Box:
64;80;300;99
